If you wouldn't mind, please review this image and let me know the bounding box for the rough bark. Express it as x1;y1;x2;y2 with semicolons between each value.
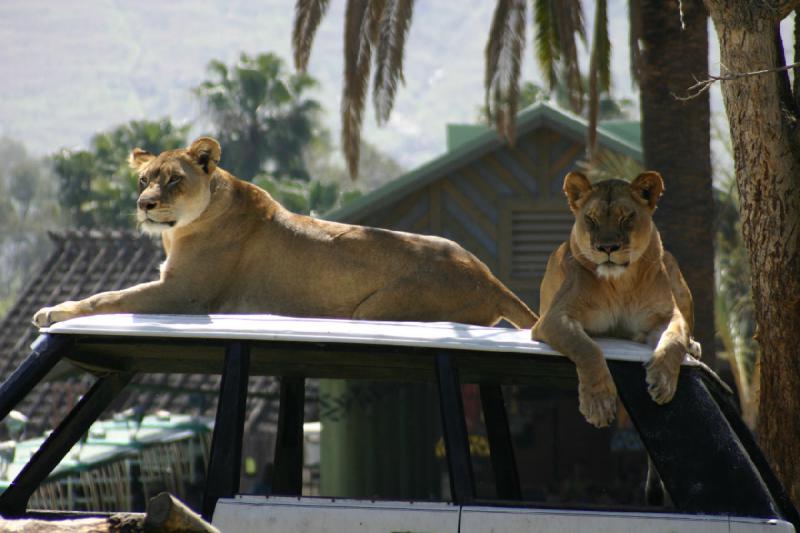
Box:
704;0;800;509
639;0;716;366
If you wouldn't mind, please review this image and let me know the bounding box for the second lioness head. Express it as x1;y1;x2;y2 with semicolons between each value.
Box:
563;171;664;279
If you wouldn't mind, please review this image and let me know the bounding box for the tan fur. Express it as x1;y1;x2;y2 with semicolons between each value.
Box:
532;171;700;428
33;137;537;330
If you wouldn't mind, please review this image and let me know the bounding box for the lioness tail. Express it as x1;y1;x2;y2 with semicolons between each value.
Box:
497;288;538;329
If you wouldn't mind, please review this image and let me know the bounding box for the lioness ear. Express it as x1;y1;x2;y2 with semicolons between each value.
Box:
187;137;221;175
630;171;664;209
563;172;593;211
129;148;155;171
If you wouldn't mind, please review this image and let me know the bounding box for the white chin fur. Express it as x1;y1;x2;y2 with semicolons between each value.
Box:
140;221;173;235
596;263;627;280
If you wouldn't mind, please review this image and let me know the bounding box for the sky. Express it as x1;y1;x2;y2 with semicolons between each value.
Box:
2;0;786;176
0;0;637;169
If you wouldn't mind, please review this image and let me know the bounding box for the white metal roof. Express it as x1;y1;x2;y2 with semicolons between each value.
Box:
38;313;674;364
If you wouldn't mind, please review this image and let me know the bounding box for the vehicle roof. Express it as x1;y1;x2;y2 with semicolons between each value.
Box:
41;313;674;365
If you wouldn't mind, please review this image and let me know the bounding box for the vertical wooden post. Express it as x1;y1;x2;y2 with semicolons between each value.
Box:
201;342;250;521
271;377;306;495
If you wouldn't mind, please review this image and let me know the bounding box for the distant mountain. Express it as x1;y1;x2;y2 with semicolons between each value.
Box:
0;1;634;169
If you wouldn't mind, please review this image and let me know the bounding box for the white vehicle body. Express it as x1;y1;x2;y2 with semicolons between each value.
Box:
213;496;793;533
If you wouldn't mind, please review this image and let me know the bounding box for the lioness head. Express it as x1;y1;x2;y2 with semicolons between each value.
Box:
563;171;664;279
130;137;221;235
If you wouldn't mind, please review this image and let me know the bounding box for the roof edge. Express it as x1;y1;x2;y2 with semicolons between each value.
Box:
324;102;643;222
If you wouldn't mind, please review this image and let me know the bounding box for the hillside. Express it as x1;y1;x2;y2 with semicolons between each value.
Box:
0;1;634;169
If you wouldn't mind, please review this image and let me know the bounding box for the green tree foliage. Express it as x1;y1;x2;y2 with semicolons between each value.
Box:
194;51;403;214
49;53;390;227
715;181;758;426
0;137;61;316
306;127;406;194
254;176;362;216
194;52;322;182
714;165;758;427
52;119;190;228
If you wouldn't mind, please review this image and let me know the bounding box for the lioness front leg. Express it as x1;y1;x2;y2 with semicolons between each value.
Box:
33;281;189;327
533;314;618;427
644;312;692;404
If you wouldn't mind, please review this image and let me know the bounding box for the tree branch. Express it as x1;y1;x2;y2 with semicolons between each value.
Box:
674;60;800;100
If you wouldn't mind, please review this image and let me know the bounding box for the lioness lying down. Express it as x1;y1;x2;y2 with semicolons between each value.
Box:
532;171;700;428
33;137;537;330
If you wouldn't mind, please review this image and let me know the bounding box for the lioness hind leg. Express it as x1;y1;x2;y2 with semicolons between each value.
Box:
351;281;499;325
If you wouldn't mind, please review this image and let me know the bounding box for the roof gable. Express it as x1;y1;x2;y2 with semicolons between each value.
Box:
327;102;642;222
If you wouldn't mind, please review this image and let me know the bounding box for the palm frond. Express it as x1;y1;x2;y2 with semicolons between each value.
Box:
342;0;376;178
368;0;388;42
485;0;526;141
293;0;332;72
628;0;642;86
569;0;586;43
533;0;559;89
595;0;611;93
556;0;585;112
586;0;609;161
373;0;415;124
486;0;510;103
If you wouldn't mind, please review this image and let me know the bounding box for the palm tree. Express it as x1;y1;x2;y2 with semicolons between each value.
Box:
637;0;715;364
194;52;321;182
292;0;610;176
703;0;800;507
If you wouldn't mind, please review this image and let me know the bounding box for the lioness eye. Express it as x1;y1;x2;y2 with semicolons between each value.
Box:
167;175;182;186
584;215;597;228
621;213;635;227
138;176;148;187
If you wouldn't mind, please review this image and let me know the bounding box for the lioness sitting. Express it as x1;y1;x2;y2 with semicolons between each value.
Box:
532;171;700;428
33;137;537;330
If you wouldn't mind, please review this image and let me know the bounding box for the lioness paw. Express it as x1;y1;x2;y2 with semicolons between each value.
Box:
32;307;55;328
577;371;618;428
645;357;680;404
32;303;80;328
687;338;702;359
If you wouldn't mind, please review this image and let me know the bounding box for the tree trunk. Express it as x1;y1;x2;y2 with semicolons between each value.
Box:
638;0;716;366
704;0;800;508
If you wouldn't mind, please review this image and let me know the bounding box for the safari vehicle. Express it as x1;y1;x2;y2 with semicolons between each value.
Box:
0;314;796;532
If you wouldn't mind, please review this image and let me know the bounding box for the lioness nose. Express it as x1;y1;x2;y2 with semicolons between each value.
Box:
138;198;158;211
596;242;621;254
